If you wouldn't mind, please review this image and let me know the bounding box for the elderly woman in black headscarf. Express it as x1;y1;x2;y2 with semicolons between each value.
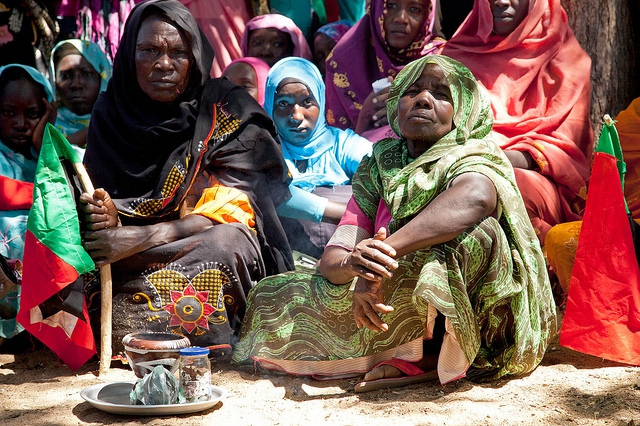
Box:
80;0;293;358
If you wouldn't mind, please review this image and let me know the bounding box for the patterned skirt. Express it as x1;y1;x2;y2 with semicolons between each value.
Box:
87;223;263;359
232;216;556;382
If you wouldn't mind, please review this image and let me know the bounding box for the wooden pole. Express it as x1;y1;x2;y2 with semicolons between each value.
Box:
73;162;112;376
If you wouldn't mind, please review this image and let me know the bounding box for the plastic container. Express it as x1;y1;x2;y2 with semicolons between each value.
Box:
178;347;212;402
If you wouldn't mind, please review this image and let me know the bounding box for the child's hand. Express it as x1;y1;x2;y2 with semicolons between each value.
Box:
32;98;57;153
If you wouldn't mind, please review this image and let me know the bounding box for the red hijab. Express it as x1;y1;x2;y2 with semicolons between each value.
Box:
442;0;593;216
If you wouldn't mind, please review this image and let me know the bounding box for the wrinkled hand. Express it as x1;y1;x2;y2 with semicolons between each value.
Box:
80;188;119;231
352;277;394;332
342;228;397;284
32;98;57;153
80;188;126;267
349;228;397;332
83;226;146;268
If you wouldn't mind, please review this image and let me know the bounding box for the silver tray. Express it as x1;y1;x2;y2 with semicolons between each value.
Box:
80;381;226;415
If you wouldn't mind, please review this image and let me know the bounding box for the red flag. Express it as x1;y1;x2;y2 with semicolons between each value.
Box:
560;119;640;365
17;125;96;371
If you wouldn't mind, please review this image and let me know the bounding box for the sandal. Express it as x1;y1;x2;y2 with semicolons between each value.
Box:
354;358;438;393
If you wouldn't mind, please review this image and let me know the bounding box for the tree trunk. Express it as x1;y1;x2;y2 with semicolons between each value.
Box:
561;0;639;128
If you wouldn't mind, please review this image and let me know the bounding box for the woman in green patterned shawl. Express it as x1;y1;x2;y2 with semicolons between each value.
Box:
232;55;557;392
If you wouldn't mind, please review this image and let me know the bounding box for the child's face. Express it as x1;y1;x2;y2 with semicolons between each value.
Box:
0;80;45;155
222;62;259;103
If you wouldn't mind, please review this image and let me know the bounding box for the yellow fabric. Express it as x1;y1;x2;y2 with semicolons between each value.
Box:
546;98;640;292
190;181;256;232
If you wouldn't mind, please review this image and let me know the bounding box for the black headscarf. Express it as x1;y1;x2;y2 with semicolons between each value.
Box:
84;0;293;273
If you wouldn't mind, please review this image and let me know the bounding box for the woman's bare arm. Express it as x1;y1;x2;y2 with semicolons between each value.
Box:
385;172;497;258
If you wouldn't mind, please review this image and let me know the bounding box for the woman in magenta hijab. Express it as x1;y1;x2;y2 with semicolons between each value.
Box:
324;0;444;135
240;14;313;67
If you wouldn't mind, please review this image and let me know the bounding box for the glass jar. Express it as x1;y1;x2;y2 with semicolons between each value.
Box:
178;347;211;402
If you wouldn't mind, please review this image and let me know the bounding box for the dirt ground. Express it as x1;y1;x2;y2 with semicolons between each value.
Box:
1;330;640;426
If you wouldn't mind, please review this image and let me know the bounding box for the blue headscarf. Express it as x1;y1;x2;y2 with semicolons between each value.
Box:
0;64;54;264
0;64;54;181
264;57;370;190
49;39;112;137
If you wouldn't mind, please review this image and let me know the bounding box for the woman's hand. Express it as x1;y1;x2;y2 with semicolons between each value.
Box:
355;77;393;134
343;227;398;284
32;98;57;153
349;228;397;332
83;226;147;267
352;276;394;332
80;188;123;267
80;188;119;231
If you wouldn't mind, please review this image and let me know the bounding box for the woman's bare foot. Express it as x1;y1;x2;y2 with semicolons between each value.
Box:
363;364;403;381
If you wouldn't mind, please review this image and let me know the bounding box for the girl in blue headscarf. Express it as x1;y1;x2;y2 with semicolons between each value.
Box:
0;64;56;342
266;57;372;259
49;39;112;148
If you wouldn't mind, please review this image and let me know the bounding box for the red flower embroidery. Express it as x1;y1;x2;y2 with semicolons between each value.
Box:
163;283;217;334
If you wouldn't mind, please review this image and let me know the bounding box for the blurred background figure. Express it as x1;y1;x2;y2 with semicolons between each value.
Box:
49;39;111;147
241;13;312;67
0;0;58;69
313;19;350;77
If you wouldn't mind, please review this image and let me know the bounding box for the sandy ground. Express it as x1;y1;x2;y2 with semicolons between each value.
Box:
1;331;640;426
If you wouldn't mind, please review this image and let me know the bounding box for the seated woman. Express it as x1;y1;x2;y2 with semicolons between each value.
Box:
240;14;313;67
546;98;640;293
80;0;293;358
441;0;593;244
232;55;557;391
325;0;444;140
0;64;55;343
221;57;270;106
265;58;372;259
312;20;351;77
49;39;112;148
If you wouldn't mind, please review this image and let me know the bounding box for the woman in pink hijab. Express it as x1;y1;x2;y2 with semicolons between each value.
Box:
222;57;270;106
240;14;313;67
441;0;593;244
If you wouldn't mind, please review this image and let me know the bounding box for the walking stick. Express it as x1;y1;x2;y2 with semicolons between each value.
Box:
72;163;112;376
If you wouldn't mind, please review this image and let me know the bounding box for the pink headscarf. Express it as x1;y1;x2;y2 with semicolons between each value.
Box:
442;0;593;221
223;57;270;106
324;0;444;130
240;14;312;61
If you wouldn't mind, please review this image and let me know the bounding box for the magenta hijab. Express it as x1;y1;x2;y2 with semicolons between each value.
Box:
240;14;313;61
324;0;444;130
223;57;270;106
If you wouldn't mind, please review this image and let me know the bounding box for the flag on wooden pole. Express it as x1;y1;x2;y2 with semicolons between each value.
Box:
17;124;97;371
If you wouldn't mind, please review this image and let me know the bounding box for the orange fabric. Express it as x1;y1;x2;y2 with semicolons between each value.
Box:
441;0;593;229
544;220;582;292
619;98;640;218
190;178;256;232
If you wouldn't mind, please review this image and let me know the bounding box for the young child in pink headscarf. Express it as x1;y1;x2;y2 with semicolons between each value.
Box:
222;57;270;106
